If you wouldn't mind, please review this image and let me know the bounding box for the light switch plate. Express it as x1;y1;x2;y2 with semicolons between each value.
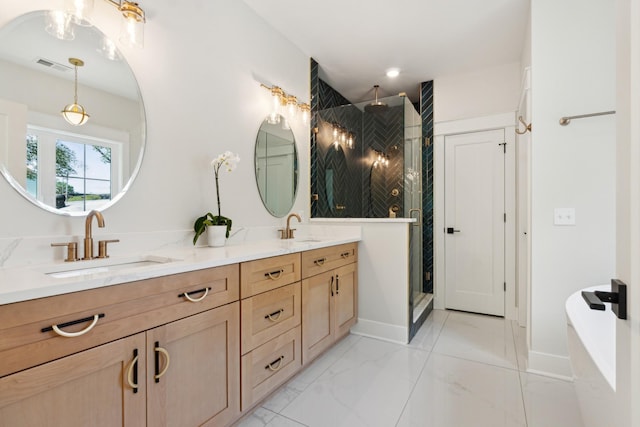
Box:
554;208;576;225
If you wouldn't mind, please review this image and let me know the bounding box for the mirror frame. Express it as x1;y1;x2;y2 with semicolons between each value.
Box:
0;10;146;216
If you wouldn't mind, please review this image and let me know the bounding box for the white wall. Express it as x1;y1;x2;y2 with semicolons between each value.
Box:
529;0;616;376
0;1;310;241
434;61;521;123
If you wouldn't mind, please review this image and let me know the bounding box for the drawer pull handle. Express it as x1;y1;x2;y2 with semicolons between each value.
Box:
265;269;284;280
336;274;340;295
314;258;326;266
341;252;350;258
265;356;284;372
179;287;210;302
125;349;139;393
154;343;171;382
265;309;284;322
42;313;105;337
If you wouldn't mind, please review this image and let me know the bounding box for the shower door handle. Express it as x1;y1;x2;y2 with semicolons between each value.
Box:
409;208;422;226
446;227;460;234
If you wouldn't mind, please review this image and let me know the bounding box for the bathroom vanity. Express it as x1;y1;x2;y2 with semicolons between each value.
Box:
0;238;359;426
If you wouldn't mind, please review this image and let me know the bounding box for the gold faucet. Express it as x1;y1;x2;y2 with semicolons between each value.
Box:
83;210;105;260
279;213;301;239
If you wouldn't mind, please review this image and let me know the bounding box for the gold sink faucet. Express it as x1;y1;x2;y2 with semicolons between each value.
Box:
279;213;301;239
83;210;104;260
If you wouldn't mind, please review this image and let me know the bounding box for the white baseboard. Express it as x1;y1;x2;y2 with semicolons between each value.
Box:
350;318;408;345
527;350;574;380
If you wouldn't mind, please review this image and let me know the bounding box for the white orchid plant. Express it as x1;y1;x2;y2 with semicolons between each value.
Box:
193;151;241;245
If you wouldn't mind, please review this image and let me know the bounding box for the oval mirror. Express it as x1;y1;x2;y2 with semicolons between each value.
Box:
254;115;298;217
0;10;145;215
324;145;347;216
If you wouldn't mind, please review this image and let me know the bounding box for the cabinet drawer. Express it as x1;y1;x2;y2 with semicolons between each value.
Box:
301;242;357;278
240;253;301;298
241;282;301;354
241;326;301;410
0;264;239;378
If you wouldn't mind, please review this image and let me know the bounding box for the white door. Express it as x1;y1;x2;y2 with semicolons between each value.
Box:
444;129;505;316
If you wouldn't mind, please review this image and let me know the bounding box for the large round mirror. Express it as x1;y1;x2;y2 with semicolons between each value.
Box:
0;11;145;215
254;115;298;217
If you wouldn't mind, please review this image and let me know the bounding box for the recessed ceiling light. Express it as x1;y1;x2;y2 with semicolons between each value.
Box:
386;69;400;78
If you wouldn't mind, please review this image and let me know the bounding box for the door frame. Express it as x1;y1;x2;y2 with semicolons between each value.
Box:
434;112;517;320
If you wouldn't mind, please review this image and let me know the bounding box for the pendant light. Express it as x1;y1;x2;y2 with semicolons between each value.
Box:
61;58;90;126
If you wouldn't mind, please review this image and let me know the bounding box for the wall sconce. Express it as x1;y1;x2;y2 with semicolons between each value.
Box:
261;84;311;128
61;58;90;126
373;150;389;168
57;0;146;48
330;123;355;150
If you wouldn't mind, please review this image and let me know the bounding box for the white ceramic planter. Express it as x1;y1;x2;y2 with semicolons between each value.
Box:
206;225;227;247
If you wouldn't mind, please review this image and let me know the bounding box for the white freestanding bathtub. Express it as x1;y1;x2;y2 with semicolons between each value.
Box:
566;285;617;427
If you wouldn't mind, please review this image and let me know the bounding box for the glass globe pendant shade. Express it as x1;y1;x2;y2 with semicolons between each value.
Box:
62;103;90;126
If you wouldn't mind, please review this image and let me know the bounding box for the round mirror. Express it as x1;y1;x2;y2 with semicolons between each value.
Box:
0;11;145;215
254;115;298;217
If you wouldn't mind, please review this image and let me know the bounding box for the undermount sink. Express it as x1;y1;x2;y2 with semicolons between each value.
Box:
38;255;179;279
293;237;323;243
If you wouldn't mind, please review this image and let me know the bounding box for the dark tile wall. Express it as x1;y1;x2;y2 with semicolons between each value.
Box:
421;80;434;294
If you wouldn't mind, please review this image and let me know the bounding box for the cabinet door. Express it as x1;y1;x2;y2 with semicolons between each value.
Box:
146;302;240;427
334;263;358;339
0;333;145;426
302;270;335;364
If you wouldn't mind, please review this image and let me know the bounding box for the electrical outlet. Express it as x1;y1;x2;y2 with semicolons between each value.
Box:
554;208;576;225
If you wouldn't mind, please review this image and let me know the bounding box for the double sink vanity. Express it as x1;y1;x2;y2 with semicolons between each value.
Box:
0;228;360;426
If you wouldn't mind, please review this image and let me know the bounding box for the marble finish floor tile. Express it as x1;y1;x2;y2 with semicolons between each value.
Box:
407;308;449;351
279;337;429;427
432;310;518;369
234;408;307;427
520;372;584;427
237;310;584;427
396;353;527;427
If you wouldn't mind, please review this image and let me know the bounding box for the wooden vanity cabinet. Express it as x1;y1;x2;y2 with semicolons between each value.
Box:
301;243;358;365
239;255;303;410
0;265;241;427
147;302;240;427
0;333;147;426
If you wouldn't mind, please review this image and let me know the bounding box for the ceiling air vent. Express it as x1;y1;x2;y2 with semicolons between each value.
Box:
35;57;71;72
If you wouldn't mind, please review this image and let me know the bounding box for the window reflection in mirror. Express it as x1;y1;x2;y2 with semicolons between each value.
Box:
25;126;122;212
255;115;298;217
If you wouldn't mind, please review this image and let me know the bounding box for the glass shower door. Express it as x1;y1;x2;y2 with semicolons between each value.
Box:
404;99;426;341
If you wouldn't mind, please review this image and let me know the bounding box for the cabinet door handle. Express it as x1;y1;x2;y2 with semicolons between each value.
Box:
336;274;340;295
265;356;284;372
265;309;284;322
179;287;210;302
330;275;334;297
125;349;139;393
314;257;326;266
340;252;350;259
154;342;171;383
42;313;105;337
265;269;284;280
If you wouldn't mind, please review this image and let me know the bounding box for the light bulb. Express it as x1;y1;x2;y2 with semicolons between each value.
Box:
45;10;75;40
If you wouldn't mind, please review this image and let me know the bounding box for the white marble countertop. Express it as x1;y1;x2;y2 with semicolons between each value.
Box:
311;218;416;223
0;235;360;305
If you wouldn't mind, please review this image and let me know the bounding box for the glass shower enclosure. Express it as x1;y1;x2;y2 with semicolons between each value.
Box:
314;94;429;341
